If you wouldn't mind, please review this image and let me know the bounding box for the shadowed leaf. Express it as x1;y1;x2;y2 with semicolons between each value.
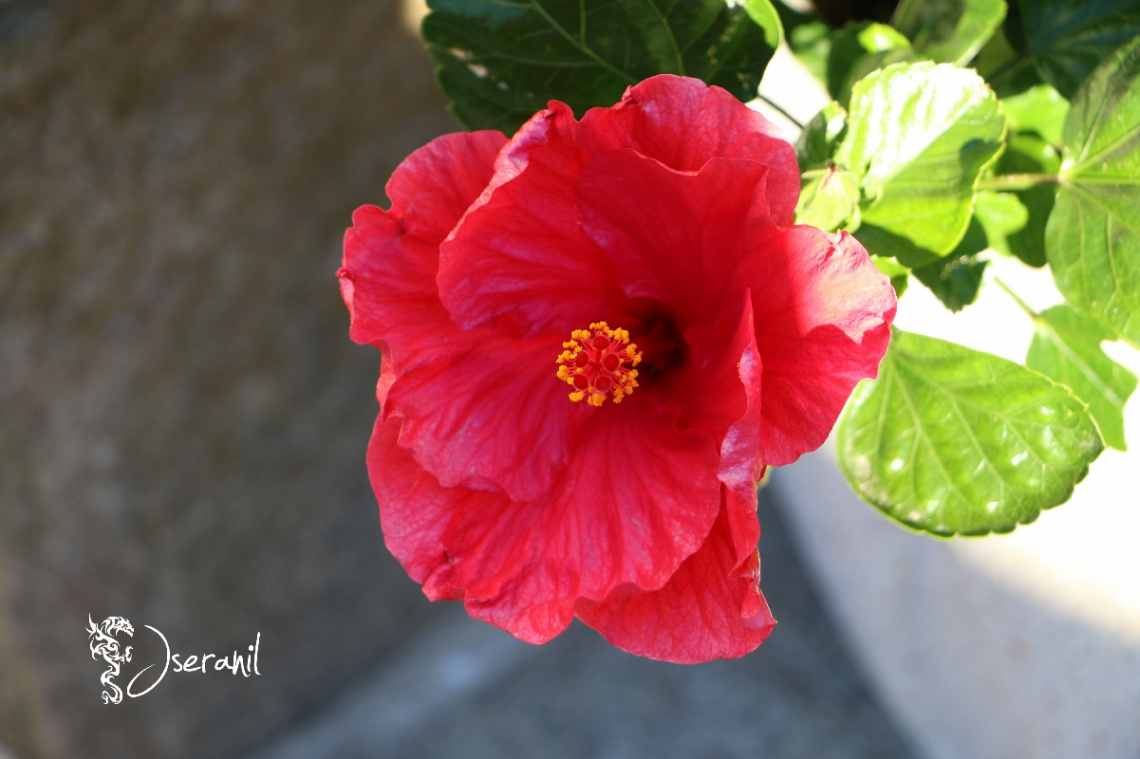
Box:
892;0;1006;66
423;0;782;132
1017;0;1140;98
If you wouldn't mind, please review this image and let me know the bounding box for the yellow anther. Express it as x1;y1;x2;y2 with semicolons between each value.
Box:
555;321;642;406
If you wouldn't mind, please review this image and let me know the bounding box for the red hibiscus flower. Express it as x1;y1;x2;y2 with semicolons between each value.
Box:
338;75;896;663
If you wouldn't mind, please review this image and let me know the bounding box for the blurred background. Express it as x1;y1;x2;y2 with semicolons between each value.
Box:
0;0;915;757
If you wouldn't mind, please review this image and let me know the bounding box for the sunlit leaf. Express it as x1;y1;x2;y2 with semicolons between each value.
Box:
1028;306;1138;450
837;329;1104;537
836;62;1006;267
795;167;860;231
1047;37;1140;346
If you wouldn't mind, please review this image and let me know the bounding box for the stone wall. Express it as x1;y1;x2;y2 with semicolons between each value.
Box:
0;1;455;756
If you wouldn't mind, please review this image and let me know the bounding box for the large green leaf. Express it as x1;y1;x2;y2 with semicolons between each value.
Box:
837;49;921;111
835;62;1006;267
1027;306;1138;450
1018;0;1140;99
1047;37;1140;347
892;0;1006;66
422;0;782;132
838;329;1104;536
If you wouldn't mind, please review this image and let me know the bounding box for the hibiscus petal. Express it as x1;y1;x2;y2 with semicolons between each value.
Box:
385;328;578;502
580;74;800;226
340;207;444;353
708;296;765;506
575;489;775;664
746;227;896;465
657;291;764;505
386;130;508;244
370;384;724;647
438;103;623;336
443;402;722;644
344;129;578;503
367;411;480;603
339;131;506;353
576;150;770;330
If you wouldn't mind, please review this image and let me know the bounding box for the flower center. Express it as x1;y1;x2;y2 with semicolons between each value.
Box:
555;322;642;407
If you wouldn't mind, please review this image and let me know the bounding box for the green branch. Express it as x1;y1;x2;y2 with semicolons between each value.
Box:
977;173;1059;191
994;277;1038;320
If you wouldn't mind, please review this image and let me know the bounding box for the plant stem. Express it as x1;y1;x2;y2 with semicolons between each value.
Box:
994;277;1038;320
978;173;1059;191
753;92;805;130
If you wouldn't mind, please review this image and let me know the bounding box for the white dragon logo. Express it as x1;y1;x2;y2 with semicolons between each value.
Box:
87;614;134;704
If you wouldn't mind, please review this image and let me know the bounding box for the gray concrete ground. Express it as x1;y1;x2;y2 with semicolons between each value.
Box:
249;491;917;759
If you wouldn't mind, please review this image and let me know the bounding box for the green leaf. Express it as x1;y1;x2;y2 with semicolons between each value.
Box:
973;190;1029;257
837;329;1104;537
795;103;860;231
1018;0;1140;99
995;133;1061;267
826;22;912;104
1001;84;1069;146
1027;305;1138;450
836;48;922;111
892;0;1007;66
796;101;847;169
422;0;783;132
1047;37;1140;346
836;62;1007;267
739;0;783;46
795;167;860;231
975;22;1043;97
912;253;987;312
911;219;989;312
